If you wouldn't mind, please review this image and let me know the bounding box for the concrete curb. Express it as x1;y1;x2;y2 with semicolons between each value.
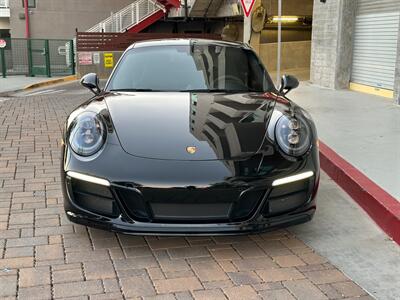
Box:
319;141;400;245
24;75;77;90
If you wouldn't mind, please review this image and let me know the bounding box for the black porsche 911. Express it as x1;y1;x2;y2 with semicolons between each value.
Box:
61;39;319;235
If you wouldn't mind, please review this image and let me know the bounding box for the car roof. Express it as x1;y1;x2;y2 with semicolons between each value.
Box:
128;38;249;50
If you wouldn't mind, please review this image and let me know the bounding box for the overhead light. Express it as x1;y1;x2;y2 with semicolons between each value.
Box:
272;171;314;187
67;171;110;187
271;16;299;23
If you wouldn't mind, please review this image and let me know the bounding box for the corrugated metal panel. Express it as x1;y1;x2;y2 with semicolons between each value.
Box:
357;0;400;14
351;0;400;90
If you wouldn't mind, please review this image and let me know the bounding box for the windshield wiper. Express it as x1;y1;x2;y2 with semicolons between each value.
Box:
110;88;159;92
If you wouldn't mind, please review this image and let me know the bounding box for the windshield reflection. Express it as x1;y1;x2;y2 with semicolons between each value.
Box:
107;44;274;93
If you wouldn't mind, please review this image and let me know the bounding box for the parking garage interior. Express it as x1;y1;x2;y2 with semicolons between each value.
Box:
249;0;314;81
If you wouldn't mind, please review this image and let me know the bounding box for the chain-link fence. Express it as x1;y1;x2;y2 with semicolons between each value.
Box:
0;38;75;78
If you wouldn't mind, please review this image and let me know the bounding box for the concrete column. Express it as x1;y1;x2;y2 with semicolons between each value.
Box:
310;0;357;89
394;19;400;105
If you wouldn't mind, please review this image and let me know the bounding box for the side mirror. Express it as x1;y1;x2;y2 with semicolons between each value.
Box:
279;75;299;95
80;73;101;95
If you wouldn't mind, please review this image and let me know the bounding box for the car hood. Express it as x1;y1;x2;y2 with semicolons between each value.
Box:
105;92;277;161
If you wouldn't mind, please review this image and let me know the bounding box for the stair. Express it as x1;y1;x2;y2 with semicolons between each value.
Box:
168;0;241;18
87;0;180;33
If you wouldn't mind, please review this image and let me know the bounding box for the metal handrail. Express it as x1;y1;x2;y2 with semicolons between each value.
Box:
87;0;165;32
0;0;9;8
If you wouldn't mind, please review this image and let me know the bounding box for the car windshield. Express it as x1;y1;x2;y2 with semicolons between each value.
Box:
106;43;274;93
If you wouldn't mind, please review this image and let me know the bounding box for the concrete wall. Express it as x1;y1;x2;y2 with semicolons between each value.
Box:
216;0;241;17
77;51;124;79
9;0;133;39
259;41;311;72
310;0;357;89
395;21;400;105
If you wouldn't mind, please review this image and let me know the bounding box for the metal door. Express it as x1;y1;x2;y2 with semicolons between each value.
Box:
29;39;51;77
351;0;400;90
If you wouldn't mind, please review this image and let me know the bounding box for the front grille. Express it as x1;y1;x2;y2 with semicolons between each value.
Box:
68;178;120;218
114;185;265;224
263;179;313;217
114;187;150;222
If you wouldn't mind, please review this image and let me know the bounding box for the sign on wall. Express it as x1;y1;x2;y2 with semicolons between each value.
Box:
78;52;92;65
93;52;100;65
104;53;114;68
240;0;256;17
0;39;7;49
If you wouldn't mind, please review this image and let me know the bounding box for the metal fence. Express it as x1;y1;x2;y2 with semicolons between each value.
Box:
0;38;75;78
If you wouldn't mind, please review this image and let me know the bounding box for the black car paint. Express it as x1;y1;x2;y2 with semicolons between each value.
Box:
62;39;319;235
62;89;319;235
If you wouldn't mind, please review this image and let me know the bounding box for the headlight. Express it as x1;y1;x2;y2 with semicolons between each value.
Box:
68;112;106;157
275;114;311;157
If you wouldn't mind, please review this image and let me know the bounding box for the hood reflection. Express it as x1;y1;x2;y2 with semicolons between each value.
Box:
190;93;272;159
104;91;292;179
189;93;278;178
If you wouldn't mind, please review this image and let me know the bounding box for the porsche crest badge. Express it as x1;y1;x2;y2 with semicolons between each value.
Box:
186;146;197;154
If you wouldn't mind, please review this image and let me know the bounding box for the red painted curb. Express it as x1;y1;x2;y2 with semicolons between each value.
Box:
319;141;400;245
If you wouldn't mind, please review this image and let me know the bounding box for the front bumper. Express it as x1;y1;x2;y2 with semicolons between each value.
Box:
62;170;318;235
65;208;315;236
61;138;319;235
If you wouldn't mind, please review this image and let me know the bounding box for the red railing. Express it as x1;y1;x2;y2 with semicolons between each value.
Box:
76;32;222;52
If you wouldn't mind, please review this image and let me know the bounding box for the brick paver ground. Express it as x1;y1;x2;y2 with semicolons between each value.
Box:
0;95;372;299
